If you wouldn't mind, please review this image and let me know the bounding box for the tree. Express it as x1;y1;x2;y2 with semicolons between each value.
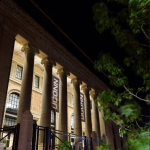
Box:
92;0;150;149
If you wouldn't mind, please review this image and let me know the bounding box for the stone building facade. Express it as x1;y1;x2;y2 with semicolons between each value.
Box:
0;0;125;149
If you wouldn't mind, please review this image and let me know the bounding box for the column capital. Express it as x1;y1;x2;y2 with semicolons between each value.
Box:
41;57;56;66
90;90;97;98
90;90;96;96
57;68;70;76
71;78;82;85
81;85;91;92
21;43;39;54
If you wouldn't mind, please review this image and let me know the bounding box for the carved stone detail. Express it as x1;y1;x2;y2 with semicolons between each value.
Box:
41;57;56;66
81;85;91;92
71;78;82;85
57;68;70;76
21;43;39;54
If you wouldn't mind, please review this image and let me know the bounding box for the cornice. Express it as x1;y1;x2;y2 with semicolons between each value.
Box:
0;0;108;92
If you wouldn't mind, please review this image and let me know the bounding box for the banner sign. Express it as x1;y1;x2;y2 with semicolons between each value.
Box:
52;76;59;112
80;93;85;122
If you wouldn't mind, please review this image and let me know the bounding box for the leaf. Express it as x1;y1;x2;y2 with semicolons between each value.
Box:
114;101;119;106
103;115;109;121
112;113;117;119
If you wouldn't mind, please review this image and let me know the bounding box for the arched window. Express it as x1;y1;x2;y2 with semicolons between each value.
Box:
51;109;55;124
6;93;19;113
71;115;74;129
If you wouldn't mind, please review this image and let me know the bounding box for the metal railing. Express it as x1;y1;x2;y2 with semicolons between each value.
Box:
0;124;93;150
32;124;93;150
0;124;20;150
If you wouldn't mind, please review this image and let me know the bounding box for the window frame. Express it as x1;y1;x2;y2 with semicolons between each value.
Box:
4;116;17;127
34;75;40;89
71;115;74;130
16;65;23;80
6;93;19;114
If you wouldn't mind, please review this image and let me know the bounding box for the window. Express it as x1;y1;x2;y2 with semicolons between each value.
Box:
4;117;16;126
16;65;23;80
71;115;74;129
34;75;39;88
51;110;55;124
6;93;19;113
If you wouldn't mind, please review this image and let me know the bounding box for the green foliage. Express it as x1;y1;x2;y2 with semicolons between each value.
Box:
93;0;150;149
97;140;112;150
119;102;141;119
126;127;150;150
93;0;150;77
57;141;73;150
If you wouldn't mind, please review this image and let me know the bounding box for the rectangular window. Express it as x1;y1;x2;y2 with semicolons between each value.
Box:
34;75;39;88
4;117;16;127
16;65;23;80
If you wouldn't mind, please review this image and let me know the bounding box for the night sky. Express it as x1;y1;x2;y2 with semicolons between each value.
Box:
13;0;149;125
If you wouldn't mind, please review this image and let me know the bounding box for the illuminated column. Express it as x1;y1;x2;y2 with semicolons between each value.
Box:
71;78;82;136
57;68;70;142
90;90;100;138
81;85;92;137
39;57;55;143
17;43;39;123
40;57;55;127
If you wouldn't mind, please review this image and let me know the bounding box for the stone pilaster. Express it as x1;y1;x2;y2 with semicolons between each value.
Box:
57;68;70;143
123;134;128;150
18;110;33;150
98;102;106;137
113;123;121;150
90;90;100;138
0;24;16;127
81;85;92;137
71;78;82;136
17;43;39;123
105;122;115;149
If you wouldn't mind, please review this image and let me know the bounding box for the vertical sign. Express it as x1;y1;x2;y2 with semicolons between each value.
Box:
80;93;85;122
52;76;59;112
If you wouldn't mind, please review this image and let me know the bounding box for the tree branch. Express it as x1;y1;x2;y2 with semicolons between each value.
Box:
130;38;150;47
141;115;150;117
135;120;141;128
110;118;131;131
128;7;150;41
115;27;150;47
141;26;150;40
136;89;141;96
123;85;150;102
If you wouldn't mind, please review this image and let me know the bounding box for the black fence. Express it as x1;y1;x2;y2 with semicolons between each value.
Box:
0;124;93;150
32;124;93;150
0;124;20;150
